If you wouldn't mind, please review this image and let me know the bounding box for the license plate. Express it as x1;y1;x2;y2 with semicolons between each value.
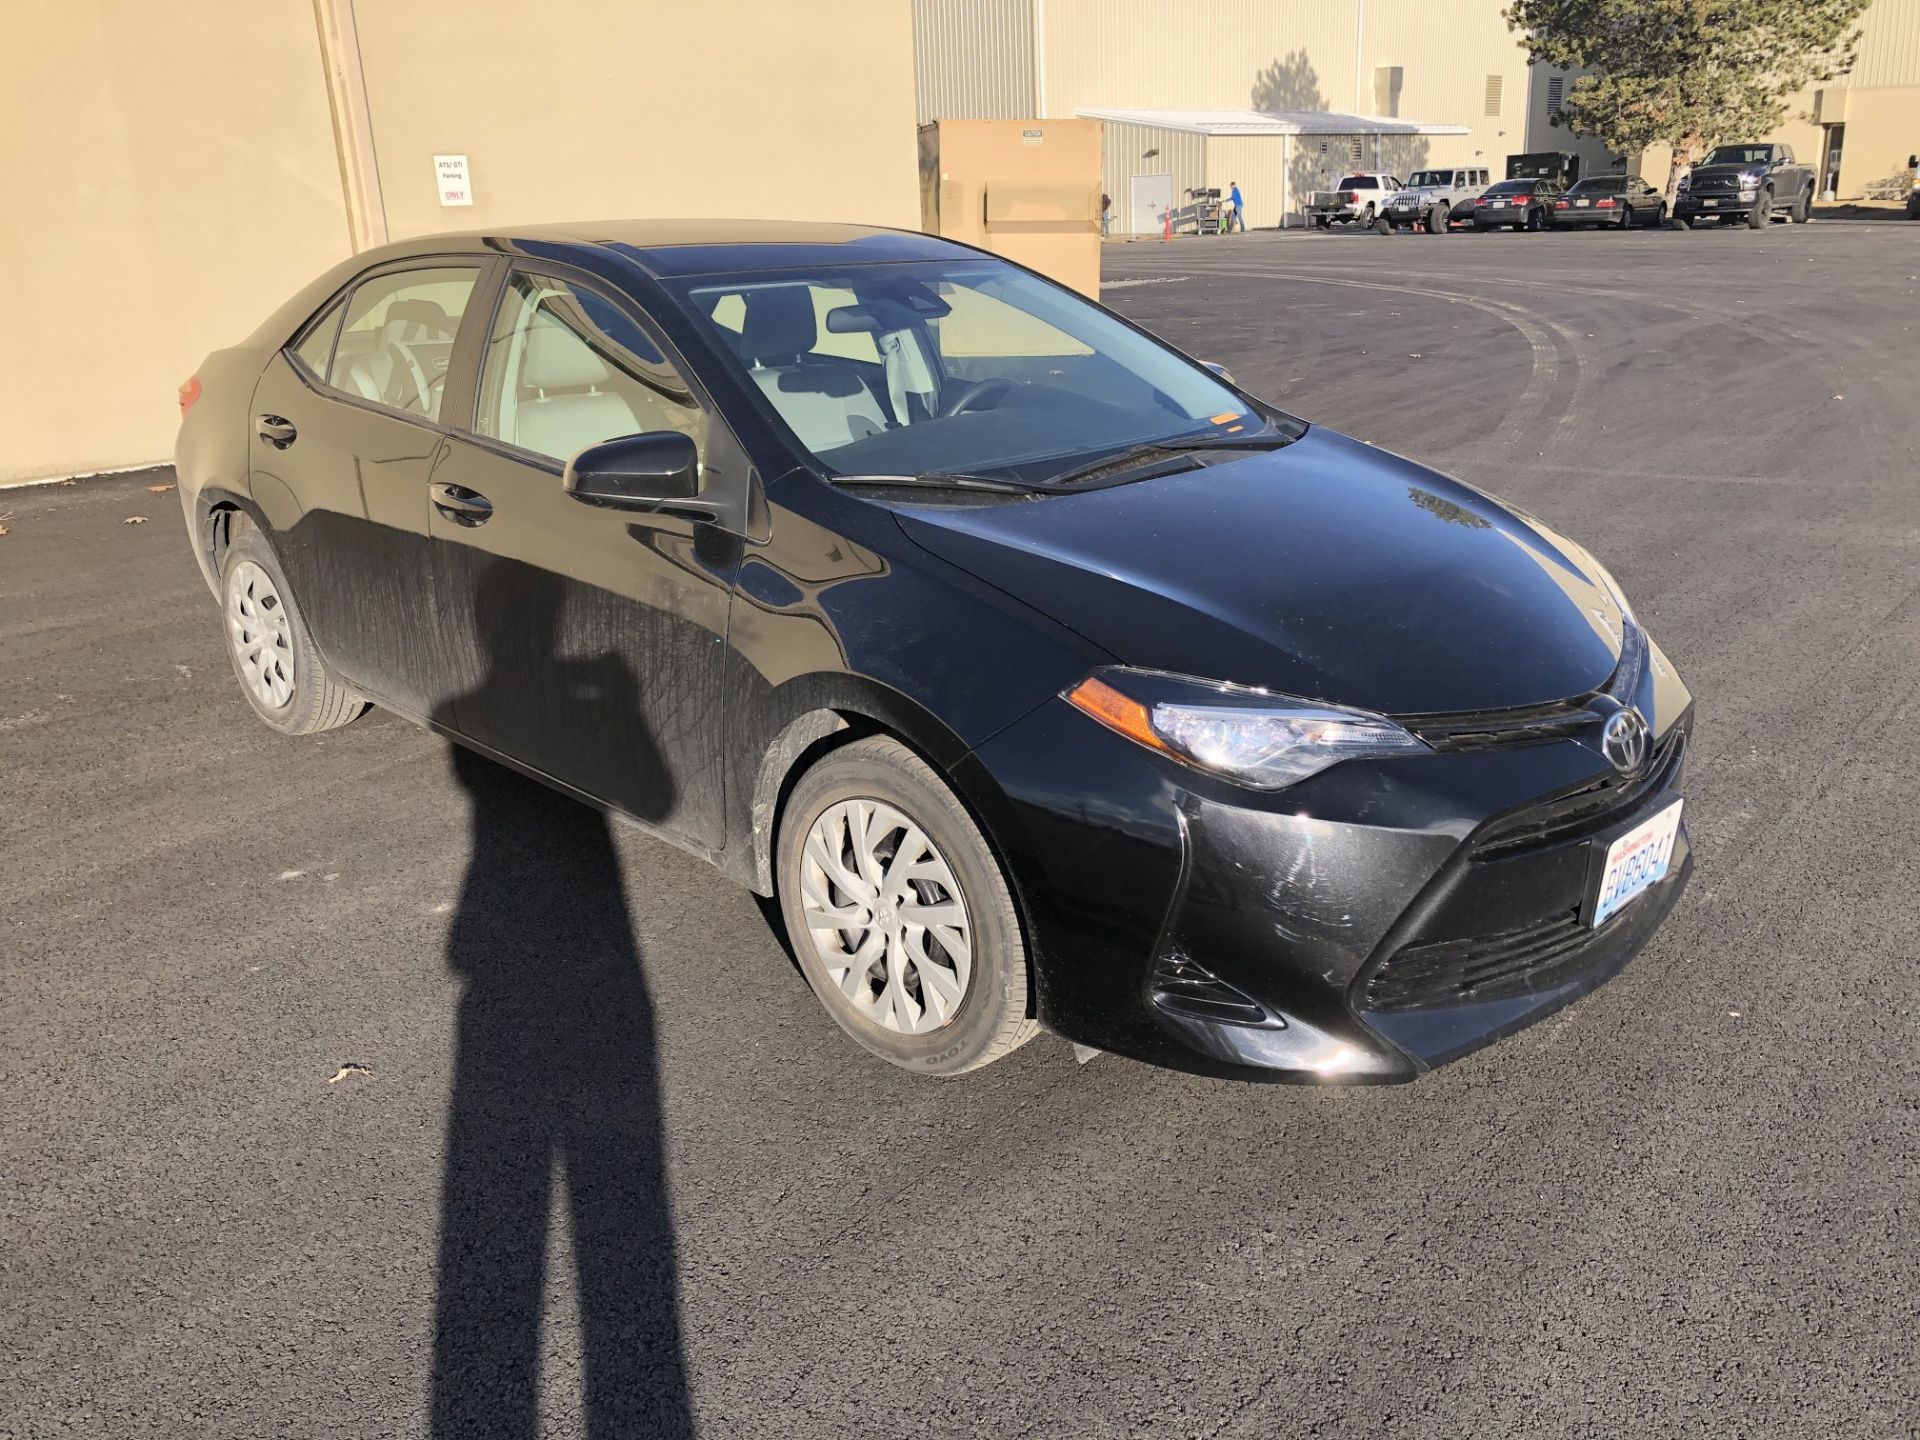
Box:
1494;200;1509;207
1591;800;1683;927
1703;199;1719;207
1576;199;1590;207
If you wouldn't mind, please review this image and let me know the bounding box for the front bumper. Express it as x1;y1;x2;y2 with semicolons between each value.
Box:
1675;196;1757;220
962;654;1695;1084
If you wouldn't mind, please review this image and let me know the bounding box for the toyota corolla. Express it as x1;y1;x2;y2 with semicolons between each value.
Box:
174;221;1694;1082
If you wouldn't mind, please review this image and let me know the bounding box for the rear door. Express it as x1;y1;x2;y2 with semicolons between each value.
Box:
427;265;743;848
248;260;490;716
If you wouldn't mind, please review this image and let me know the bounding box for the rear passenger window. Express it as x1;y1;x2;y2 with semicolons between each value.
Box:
292;298;344;378
475;270;704;465
327;266;480;422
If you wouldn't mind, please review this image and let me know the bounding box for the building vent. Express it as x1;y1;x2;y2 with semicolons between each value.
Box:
1546;75;1565;118
1350;136;1364;167
1372;65;1403;118
1484;74;1503;116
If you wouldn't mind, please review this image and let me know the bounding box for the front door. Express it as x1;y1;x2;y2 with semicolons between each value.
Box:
248;262;487;716
1129;173;1174;236
429;266;740;850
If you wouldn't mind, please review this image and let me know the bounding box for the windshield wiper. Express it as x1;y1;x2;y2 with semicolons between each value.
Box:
833;472;1037;496
1043;430;1298;487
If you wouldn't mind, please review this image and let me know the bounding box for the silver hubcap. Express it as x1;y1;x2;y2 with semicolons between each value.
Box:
799;799;972;1035
226;560;294;710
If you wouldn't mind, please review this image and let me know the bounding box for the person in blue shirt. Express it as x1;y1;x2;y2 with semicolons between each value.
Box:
1227;181;1246;232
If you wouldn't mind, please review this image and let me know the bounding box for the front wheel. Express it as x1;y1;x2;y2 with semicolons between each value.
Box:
219;529;366;735
1375;215;1393;235
1427;203;1449;234
776;737;1037;1076
1747;191;1773;228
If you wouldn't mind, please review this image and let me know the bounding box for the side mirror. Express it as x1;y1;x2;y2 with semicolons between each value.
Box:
564;431;701;511
1202;361;1237;386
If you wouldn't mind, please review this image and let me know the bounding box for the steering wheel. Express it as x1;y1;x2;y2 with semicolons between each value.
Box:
940;376;1019;417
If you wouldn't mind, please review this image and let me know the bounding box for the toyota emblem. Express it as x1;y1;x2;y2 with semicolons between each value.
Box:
1600;707;1650;773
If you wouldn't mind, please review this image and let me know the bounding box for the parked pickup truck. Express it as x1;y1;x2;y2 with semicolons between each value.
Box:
1307;174;1402;228
1674;143;1816;228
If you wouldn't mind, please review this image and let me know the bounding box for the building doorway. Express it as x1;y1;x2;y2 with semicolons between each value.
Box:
1129;173;1174;235
1821;124;1846;199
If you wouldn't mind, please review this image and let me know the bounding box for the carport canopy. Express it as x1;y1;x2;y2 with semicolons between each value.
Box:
1077;107;1469;137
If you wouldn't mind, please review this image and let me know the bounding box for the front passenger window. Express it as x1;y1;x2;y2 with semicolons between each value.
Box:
327;267;479;422
476;271;705;465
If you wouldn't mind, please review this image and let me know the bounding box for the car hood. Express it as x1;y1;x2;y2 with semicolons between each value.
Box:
893;427;1628;716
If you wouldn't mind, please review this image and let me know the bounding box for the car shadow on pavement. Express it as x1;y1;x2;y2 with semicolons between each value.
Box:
429;562;693;1439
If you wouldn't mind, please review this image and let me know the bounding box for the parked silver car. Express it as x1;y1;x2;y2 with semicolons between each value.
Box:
1380;166;1492;234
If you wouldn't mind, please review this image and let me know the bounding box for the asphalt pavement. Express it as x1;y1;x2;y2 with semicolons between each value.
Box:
3;220;1917;1438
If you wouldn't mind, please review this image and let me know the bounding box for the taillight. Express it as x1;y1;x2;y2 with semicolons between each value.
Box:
1555;200;1569;208
1596;198;1617;208
178;375;201;418
1474;197;1489;206
1349;191;1360;203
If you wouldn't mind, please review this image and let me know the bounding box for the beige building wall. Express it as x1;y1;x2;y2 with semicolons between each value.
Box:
354;0;921;241
914;0;1037;123
1038;0;1527;169
0;1;351;485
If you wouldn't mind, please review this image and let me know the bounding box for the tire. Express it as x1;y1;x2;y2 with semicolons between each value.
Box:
1672;214;1693;229
219;528;367;736
1375;215;1393;235
775;736;1037;1076
1791;188;1812;224
1427;203;1449;234
1619;203;1633;229
1361;203;1376;227
1747;191;1773;228
1653;202;1668;228
1525;206;1545;232
1313;215;1331;229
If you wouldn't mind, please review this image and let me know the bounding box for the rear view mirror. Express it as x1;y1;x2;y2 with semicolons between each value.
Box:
565;431;700;511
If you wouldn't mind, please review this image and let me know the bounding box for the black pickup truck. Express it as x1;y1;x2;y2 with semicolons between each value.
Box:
1674;143;1816;228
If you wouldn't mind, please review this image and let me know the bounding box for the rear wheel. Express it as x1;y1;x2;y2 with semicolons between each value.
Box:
776;736;1036;1076
1747;190;1773;228
219;529;366;735
1652;201;1668;228
1361;202;1376;227
1314;214;1331;229
1791;188;1812;224
1525;205;1545;232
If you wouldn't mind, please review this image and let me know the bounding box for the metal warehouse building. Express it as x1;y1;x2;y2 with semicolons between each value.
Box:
912;0;1533;232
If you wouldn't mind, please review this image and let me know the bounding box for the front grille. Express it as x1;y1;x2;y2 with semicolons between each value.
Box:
1473;729;1684;859
1402;698;1594;751
1363;909;1597;1011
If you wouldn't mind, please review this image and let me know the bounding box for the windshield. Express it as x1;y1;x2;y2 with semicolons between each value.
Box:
1702;146;1772;166
1406;170;1452;187
1485;180;1533;195
673;260;1265;481
1568;177;1624;195
1336;175;1376;188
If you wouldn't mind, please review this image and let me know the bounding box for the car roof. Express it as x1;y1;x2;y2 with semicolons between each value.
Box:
357;219;976;279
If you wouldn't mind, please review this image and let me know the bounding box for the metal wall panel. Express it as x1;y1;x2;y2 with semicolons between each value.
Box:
1848;0;1920;88
1100;121;1206;234
912;0;1037;123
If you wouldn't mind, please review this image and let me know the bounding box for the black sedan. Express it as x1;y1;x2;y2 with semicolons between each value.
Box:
1470;179;1563;230
1552;175;1669;228
174;220;1694;1084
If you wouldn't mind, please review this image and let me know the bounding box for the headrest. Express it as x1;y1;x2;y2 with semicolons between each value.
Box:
521;324;610;391
739;288;817;363
387;298;452;337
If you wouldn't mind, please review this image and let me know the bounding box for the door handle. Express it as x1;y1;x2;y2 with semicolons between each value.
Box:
257;415;297;449
431;482;494;526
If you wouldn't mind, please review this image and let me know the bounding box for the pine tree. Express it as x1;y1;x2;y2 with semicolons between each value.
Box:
1506;0;1871;194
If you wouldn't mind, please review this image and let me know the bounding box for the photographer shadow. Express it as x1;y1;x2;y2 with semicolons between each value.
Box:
429;562;692;1438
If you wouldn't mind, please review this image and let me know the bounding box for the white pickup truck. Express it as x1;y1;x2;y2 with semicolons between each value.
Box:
1306;174;1402;229
1380;166;1494;233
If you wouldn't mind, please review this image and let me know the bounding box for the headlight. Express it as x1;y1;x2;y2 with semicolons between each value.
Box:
1064;668;1426;791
